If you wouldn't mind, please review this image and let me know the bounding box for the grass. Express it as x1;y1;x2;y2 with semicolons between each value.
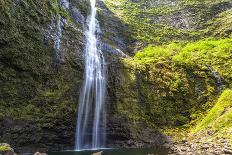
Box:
132;38;232;81
173;38;232;80
206;8;232;37
104;0;232;44
193;89;232;132
122;37;232;129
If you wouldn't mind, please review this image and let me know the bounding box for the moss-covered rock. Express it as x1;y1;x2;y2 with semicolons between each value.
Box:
0;0;85;152
193;89;232;143
0;143;15;155
114;38;231;127
105;37;232;147
104;0;232;45
1;0;232;152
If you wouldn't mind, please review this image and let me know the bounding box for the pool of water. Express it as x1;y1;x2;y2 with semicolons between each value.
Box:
48;148;168;155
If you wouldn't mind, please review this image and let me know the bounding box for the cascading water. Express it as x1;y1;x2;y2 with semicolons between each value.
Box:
54;0;69;66
75;0;106;150
54;15;63;66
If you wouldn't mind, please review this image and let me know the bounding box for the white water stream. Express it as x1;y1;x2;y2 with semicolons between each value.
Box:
75;0;106;150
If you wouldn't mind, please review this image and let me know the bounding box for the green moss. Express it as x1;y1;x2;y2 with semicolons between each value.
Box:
119;38;232;128
206;9;232;37
119;63;211;127
0;0;83;132
104;0;232;45
173;38;232;81
193;89;232;132
0;145;11;151
130;38;232;83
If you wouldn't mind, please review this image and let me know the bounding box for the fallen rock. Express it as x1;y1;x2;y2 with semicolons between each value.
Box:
181;138;187;144
0;143;15;155
91;151;102;155
34;152;48;155
201;144;209;149
223;148;232;154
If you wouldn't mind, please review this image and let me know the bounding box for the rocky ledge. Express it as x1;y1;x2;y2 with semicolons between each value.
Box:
168;138;232;155
0;144;47;155
1;140;232;155
0;143;16;155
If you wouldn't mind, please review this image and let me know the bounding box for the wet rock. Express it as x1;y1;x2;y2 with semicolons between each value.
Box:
91;151;102;155
34;152;48;155
101;42;127;57
70;7;85;25
168;137;232;155
0;143;15;155
223;147;232;154
201;144;210;149
207;130;215;136
181;138;187;144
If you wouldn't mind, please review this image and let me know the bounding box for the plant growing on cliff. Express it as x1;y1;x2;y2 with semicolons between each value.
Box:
105;0;232;44
194;89;232;132
0;145;11;151
122;38;232;128
173;38;232;80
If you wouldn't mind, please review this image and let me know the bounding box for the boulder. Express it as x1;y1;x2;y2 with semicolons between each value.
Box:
33;152;48;155
91;151;103;155
0;143;15;155
223;148;232;154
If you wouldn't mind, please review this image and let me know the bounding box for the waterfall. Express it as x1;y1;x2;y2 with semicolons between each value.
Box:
75;0;106;150
54;15;63;66
54;0;69;66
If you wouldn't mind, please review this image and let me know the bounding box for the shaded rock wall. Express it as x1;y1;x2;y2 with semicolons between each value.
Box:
0;0;86;152
0;0;132;152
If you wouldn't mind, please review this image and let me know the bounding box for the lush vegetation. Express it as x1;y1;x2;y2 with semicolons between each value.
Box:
134;38;232;80
133;38;232;83
120;38;232;143
194;89;232;133
106;0;232;147
105;0;232;44
0;0;232;151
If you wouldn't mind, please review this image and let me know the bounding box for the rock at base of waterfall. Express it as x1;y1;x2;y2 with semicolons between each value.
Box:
34;152;48;155
91;151;103;155
0;143;16;155
223;147;232;154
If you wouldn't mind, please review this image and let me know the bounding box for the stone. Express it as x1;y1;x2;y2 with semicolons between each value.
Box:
181;147;187;151
0;143;15;155
214;151;220;155
91;151;102;155
70;7;85;25
34;152;48;155
223;148;232;154
201;144;210;149
225;147;232;150
181;138;187;144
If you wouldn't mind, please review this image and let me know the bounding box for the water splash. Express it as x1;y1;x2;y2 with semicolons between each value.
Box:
75;0;106;150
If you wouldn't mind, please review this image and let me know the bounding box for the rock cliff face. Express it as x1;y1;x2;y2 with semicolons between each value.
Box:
104;0;232;45
0;0;131;152
103;0;232;150
0;0;232;153
0;0;86;152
